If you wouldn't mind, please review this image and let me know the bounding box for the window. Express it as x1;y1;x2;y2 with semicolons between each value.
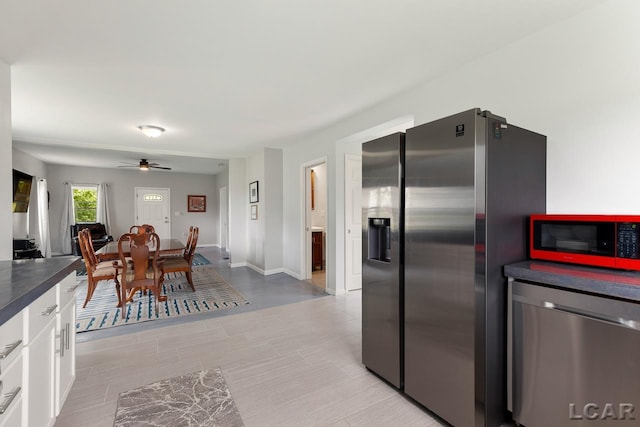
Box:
72;185;98;223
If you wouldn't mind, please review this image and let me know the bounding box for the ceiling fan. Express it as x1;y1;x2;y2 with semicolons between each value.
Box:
118;159;171;171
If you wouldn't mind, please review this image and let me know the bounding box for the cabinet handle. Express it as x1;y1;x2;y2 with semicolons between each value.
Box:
0;340;22;360
66;323;71;350
66;285;79;293
0;386;21;414
59;329;65;357
41;304;58;316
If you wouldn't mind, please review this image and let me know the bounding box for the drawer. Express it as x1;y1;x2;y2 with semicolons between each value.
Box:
0;356;22;426
0;311;23;372
57;271;79;310
0;396;21;427
27;285;57;343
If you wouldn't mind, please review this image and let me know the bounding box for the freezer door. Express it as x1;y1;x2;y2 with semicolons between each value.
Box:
404;109;478;427
362;132;404;388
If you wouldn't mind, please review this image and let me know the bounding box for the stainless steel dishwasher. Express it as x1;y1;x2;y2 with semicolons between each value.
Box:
508;279;640;426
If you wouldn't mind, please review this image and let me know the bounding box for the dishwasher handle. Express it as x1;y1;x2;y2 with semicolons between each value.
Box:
514;293;640;331
546;302;640;331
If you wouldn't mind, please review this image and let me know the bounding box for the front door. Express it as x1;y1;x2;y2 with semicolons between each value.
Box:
135;187;171;237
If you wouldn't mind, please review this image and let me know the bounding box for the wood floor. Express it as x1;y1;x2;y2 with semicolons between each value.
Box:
55;251;443;426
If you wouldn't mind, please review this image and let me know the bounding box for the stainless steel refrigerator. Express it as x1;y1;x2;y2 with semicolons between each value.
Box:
362;109;546;426
362;132;405;388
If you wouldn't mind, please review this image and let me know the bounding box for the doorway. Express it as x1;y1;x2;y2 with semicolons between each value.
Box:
134;187;171;237
304;161;327;290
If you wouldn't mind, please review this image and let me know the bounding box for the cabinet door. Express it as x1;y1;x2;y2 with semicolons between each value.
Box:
56;299;76;416
27;318;56;427
0;397;22;427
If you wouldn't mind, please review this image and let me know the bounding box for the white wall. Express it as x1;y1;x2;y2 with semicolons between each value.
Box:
0;60;11;260
264;148;283;273
46;164;219;253
228;158;248;266
244;147;284;274
280;0;640;293
246;150;265;270
214;166;229;248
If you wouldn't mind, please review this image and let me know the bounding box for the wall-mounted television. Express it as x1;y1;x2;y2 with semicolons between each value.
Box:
12;169;33;213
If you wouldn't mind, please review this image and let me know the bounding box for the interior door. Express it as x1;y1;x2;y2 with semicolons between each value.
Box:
345;154;362;291
135;187;171;237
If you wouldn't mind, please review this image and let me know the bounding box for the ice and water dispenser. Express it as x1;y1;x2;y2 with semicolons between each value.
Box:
368;218;391;262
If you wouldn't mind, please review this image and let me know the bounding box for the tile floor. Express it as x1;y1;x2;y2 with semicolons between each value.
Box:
56;248;443;426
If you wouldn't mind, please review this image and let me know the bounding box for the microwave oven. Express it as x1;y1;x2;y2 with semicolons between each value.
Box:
529;214;640;270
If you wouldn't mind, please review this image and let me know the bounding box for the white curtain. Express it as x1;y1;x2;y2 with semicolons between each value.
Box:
58;183;75;254
96;183;111;234
35;178;52;257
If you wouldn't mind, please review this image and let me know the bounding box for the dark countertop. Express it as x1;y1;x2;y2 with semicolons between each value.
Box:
0;256;82;326
504;260;640;302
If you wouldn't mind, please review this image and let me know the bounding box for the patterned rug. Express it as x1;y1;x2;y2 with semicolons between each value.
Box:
76;266;249;332
114;368;244;427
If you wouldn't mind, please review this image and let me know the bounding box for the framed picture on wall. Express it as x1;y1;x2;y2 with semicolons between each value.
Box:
251;204;258;220
188;195;206;212
249;181;259;203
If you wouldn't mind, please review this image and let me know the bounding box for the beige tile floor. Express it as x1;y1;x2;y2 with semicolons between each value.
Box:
55;290;444;426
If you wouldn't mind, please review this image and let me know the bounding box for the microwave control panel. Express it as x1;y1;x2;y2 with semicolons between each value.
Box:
617;222;640;259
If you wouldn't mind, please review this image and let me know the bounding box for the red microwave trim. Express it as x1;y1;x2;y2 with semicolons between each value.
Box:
529;214;640;271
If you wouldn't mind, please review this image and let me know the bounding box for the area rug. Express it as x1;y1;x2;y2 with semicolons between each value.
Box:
114;368;244;427
76;266;249;332
192;253;212;266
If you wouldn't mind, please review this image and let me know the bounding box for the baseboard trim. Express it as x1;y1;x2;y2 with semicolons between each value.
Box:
229;262;247;268
198;243;219;248
325;288;347;296
246;263;264;275
282;269;303;280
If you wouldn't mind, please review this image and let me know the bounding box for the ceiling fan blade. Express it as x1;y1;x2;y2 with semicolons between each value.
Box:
150;165;172;170
117;165;138;168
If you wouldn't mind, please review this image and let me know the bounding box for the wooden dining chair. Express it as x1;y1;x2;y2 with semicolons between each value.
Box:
77;229;121;308
129;224;155;234
114;232;165;318
161;226;199;291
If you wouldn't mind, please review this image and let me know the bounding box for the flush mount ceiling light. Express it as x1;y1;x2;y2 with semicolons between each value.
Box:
138;125;165;138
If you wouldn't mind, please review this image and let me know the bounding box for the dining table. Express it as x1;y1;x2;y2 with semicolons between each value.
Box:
96;238;185;261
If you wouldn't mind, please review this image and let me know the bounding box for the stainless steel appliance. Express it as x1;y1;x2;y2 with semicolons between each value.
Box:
362;108;546;426
509;279;640;427
362;132;404;388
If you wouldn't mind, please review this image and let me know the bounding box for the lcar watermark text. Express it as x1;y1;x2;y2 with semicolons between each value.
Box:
570;403;635;421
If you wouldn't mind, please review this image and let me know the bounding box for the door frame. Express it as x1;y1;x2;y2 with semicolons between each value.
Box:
300;157;327;281
134;187;171;237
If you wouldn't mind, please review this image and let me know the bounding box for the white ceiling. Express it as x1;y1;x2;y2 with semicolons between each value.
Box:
1;0;605;175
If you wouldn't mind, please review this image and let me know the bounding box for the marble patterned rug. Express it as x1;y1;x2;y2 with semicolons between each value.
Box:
114;368;244;426
76;266;249;332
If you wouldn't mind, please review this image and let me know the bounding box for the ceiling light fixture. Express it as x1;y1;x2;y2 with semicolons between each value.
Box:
138;125;165;138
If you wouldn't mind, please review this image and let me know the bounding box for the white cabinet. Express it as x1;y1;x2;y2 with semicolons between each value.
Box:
0;357;23;427
25;285;57;427
55;273;77;416
20;271;77;427
0;312;24;427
